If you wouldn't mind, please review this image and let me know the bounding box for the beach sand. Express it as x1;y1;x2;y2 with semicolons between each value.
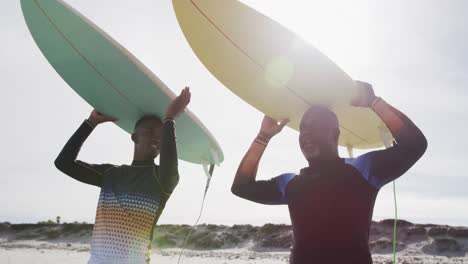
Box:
1;241;467;264
1;221;467;263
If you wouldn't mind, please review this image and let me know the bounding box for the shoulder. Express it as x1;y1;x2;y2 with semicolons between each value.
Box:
272;173;297;203
345;153;380;188
273;173;297;187
73;162;119;174
345;152;377;174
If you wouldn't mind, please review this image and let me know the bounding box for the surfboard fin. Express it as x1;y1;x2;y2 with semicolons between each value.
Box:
210;147;221;166
379;126;393;148
202;163;215;192
346;145;354;158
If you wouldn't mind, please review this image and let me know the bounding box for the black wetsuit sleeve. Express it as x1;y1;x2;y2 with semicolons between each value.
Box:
157;120;179;195
232;173;297;205
350;103;428;188
232;180;282;205
54;120;113;187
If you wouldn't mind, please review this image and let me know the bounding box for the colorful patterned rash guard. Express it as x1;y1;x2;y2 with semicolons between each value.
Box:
55;120;178;264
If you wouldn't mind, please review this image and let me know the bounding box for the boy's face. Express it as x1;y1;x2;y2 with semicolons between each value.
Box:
132;119;163;160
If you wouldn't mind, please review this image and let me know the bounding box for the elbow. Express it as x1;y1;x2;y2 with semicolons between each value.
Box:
404;134;428;160
173;172;180;187
420;135;428;154
231;174;246;198
231;185;241;197
166;169;179;189
231;171;255;199
54;155;72;173
231;183;249;199
54;156;65;172
231;181;244;198
169;170;180;189
414;134;428;158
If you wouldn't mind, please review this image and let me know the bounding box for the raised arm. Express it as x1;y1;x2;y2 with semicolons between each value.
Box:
54;110;116;187
158;87;191;194
231;116;289;204
350;81;428;188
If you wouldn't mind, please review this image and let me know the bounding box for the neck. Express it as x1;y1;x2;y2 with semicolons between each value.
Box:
133;150;154;163
307;150;340;166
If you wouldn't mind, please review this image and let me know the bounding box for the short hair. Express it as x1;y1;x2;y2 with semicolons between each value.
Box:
134;115;162;131
300;105;339;131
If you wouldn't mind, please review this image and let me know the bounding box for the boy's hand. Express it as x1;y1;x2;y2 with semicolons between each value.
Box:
88;110;117;127
166;87;191;120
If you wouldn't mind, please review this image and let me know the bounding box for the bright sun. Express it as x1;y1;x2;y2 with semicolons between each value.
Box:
239;0;376;77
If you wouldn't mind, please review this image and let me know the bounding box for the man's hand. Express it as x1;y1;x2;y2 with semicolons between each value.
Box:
87;110;117;127
351;80;377;108
258;116;289;141
166;87;191;120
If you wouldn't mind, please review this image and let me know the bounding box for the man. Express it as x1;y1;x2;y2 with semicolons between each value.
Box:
231;81;427;264
55;87;191;264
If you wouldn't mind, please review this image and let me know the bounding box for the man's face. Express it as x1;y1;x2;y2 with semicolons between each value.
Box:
132;119;163;160
299;107;340;161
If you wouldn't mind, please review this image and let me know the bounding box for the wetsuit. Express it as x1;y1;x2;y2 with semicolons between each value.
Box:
54;119;178;264
232;101;427;264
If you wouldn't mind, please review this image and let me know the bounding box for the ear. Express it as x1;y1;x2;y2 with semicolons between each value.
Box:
131;133;138;144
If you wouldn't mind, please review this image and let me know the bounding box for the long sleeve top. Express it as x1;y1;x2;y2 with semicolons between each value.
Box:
54;119;179;264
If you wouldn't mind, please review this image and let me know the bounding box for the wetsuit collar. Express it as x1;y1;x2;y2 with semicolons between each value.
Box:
302;157;345;174
131;159;155;166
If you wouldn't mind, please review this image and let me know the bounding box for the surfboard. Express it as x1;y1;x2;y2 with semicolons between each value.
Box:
21;0;223;166
173;0;391;149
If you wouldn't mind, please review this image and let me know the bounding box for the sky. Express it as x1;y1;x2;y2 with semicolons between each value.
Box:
1;0;467;226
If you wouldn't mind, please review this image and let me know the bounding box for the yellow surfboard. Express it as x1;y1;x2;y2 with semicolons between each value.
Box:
173;0;391;149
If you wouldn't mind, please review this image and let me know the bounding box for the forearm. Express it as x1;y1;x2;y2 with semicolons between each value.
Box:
232;134;269;190
54;120;94;170
231;135;287;204
159;119;179;191
372;98;427;152
54;120;108;187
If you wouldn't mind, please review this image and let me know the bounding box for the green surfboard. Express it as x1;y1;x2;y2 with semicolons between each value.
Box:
21;0;223;166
